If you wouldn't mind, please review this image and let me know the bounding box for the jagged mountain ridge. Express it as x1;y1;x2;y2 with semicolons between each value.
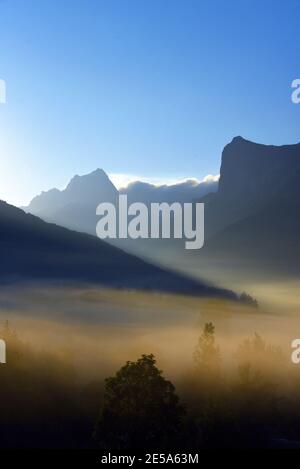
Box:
24;170;218;236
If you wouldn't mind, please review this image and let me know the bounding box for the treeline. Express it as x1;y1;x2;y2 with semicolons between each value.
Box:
0;321;299;449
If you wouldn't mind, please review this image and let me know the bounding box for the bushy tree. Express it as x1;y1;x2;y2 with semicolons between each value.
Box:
94;354;186;450
235;332;284;380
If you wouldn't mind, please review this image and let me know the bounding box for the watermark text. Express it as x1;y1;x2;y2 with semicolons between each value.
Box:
96;195;205;250
0;79;6;104
291;79;300;104
0;340;6;364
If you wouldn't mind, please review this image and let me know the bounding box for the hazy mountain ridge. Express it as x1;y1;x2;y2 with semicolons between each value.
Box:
26;169;118;218
24;170;218;236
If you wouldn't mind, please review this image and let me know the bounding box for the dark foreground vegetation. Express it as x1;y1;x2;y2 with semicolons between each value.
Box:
0;321;299;449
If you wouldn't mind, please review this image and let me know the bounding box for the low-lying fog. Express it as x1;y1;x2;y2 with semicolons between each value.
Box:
0;283;299;382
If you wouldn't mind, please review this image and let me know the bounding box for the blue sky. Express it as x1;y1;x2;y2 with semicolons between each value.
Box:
0;0;299;205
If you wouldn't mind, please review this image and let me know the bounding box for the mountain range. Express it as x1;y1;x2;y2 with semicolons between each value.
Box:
24;170;218;236
23;136;300;281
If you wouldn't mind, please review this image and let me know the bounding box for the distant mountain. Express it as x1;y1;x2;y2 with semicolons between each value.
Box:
24;170;218;236
25;169;118;234
0;200;236;299
27;168;118;216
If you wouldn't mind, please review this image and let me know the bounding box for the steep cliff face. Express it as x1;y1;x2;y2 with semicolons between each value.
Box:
203;137;300;238
219;136;300;205
197;137;300;278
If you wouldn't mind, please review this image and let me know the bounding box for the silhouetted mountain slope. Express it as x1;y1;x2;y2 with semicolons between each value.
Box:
0;201;236;299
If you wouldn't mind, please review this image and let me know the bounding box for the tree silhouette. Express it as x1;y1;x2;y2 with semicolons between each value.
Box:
239;292;258;308
94;354;185;450
194;322;221;380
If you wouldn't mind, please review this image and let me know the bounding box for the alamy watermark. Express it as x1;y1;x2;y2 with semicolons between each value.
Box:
96;195;204;249
0;79;6;104
0;340;6;364
291;79;300;104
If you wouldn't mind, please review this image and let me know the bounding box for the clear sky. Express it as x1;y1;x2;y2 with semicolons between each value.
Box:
0;0;299;205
